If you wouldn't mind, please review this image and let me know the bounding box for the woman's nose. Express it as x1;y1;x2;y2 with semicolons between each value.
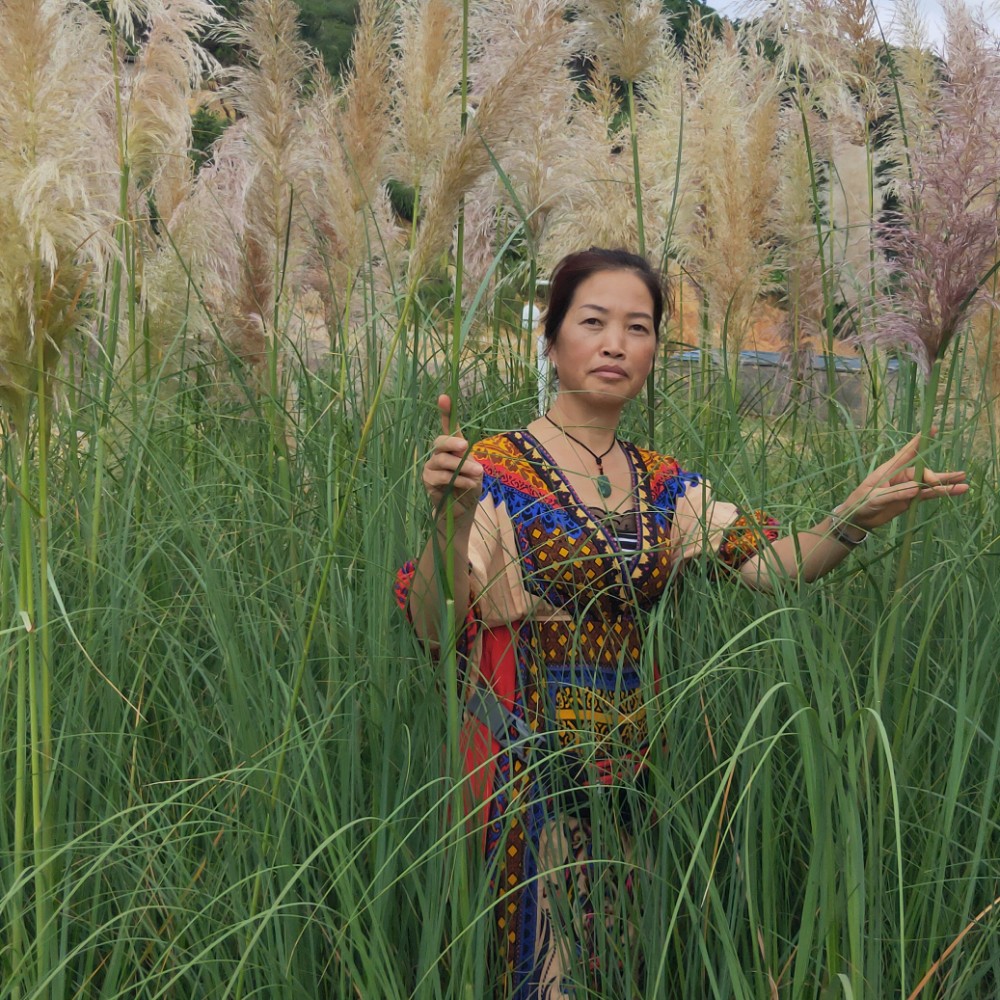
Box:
601;328;627;356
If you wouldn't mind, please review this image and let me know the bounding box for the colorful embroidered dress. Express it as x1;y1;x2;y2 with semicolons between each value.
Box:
396;430;776;999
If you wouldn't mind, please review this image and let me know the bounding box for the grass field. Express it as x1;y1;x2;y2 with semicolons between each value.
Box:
3;0;1000;996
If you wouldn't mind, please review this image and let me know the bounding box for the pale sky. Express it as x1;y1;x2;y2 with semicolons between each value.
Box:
707;1;1000;53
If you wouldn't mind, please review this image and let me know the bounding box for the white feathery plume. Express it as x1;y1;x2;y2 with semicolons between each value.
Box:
462;0;579;265
142;124;256;374
537;64;637;269
771;105;828;351
635;39;687;263
574;0;668;84
121;0;220;212
671;20;782;349
863;0;1000;373
298;68;403;357
827;134;888;309
0;0;118;423
299;82;369;289
457;176;501;309
222;0;314;362
337;0;395;212
144;0;316;380
745;0;885;130
296;0;400;356
409;7;573;280
298;0;398;281
887;1;940;159
386;0;464;192
469;0;580;94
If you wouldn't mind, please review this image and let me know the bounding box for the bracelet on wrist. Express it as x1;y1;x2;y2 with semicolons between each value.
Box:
830;505;869;549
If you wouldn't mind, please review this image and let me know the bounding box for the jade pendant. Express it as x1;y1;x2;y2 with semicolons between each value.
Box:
596;475;612;499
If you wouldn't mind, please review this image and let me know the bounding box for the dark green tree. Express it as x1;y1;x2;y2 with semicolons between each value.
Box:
662;0;724;47
202;0;356;76
296;0;357;75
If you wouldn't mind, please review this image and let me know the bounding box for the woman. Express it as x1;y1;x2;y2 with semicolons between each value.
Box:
398;247;967;998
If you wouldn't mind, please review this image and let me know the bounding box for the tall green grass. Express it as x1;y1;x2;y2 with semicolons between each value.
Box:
3;2;1000;996
0;296;998;997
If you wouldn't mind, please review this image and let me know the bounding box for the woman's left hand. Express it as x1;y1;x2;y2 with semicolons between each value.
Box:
836;430;969;532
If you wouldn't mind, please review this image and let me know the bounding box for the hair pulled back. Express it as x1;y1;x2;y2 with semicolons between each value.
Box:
542;247;666;351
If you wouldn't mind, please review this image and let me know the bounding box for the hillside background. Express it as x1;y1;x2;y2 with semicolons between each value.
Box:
204;0;724;74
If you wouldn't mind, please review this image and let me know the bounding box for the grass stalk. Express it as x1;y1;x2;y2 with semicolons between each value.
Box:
18;417;51;996
8;450;28;999
2;7;1000;998
441;0;474;984
795;86;839;425
33;301;56;998
625;76;656;445
866;359;940;766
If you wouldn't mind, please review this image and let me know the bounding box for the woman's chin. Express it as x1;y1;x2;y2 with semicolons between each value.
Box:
559;383;641;410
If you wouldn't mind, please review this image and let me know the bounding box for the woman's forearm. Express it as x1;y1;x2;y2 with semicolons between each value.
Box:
739;511;866;591
408;514;475;644
739;429;969;591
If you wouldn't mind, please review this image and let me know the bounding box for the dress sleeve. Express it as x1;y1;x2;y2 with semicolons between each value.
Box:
670;479;779;571
390;501;496;670
393;448;537;632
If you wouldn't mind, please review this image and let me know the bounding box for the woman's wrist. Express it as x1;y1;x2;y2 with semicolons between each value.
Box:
830;503;869;548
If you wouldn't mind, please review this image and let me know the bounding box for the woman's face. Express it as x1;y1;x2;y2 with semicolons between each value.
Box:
547;269;657;408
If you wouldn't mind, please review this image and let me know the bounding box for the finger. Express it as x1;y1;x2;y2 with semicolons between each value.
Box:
888;467;967;489
425;453;467;478
438;394;456;437
876;433;924;479
426;476;480;495
431;453;480;474
916;482;970;499
447;458;484;486
920;470;967;487
449;476;483;493
425;454;483;485
432;434;471;455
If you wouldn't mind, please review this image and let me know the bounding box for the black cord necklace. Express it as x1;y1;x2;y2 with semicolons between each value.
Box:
543;413;617;499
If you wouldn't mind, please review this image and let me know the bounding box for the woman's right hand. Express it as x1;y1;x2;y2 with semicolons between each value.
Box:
422;395;484;519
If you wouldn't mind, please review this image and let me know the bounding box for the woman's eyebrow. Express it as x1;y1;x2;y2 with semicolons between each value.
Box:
577;303;653;320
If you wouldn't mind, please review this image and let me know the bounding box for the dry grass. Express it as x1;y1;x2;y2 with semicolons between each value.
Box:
672;20;782;350
2;0;999;409
0;0;118;421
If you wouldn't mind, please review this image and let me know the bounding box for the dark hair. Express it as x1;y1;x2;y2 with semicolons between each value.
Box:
542;247;667;351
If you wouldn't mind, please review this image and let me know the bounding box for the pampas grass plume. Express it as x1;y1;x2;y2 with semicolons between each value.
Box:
0;0;118;423
141;124;255;375
456;0;579;282
121;0;219;206
538;62;638;266
224;0;313;360
771;104;828;349
575;0;667;83
296;0;399;309
636;41;686;257
410;8;571;280
672;19;782;349
387;0;464;191
866;1;1000;373
338;0;395;211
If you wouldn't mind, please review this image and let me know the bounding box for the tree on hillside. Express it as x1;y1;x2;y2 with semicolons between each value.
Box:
296;0;357;73
90;0;723;74
200;0;356;73
224;0;723;73
663;0;724;45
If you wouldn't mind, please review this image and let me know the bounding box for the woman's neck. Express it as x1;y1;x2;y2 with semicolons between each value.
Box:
544;397;622;452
